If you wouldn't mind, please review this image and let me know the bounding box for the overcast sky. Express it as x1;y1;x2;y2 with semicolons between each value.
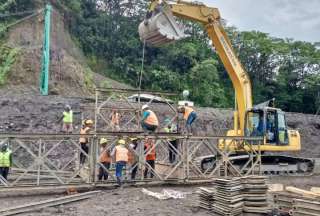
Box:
202;0;320;42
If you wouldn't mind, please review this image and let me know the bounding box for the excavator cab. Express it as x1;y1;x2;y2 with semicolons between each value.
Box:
245;108;289;146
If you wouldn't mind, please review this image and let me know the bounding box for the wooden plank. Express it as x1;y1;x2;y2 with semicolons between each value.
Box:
286;187;320;198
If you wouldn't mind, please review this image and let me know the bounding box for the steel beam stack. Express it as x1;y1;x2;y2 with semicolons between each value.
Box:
241;176;270;213
274;191;320;215
273;192;297;212
292;199;320;216
211;178;244;216
198;187;215;211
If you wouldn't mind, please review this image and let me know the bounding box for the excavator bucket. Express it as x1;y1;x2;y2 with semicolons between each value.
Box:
138;9;185;47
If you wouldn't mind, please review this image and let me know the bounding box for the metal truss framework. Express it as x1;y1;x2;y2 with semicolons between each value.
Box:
90;88;179;133
0;133;262;187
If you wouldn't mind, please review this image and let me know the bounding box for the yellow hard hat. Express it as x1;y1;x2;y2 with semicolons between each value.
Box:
130;137;138;141
100;138;107;145
118;139;126;145
85;119;94;125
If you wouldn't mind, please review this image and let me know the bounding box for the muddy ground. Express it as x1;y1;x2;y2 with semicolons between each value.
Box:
3;175;320;216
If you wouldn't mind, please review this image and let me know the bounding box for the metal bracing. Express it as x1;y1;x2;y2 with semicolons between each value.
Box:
0;133;262;187
89;88;178;133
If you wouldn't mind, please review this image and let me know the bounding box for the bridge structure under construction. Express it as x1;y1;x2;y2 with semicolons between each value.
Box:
0;88;263;189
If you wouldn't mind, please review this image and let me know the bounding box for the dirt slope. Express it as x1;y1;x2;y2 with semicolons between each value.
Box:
0;93;319;158
3;6;131;96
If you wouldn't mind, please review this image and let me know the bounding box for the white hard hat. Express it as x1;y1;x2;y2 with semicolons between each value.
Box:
142;104;149;110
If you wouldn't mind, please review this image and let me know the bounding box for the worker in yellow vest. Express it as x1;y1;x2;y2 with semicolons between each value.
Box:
164;120;178;163
141;105;159;133
178;104;197;134
111;139;129;186
60;105;73;133
0;144;12;181
79;119;93;165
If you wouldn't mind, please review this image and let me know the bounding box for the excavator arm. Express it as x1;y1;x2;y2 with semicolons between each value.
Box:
139;0;252;135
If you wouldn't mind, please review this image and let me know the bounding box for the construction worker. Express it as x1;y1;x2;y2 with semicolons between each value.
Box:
98;138;111;181
79;119;93;165
128;137;139;180
58;105;73;133
141;105;159;133
0;144;12;181
144;138;156;179
110;109;121;131
164;121;178;164
111;139;128;186
178;104;197;134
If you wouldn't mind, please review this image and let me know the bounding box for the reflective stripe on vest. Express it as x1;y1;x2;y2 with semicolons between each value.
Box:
183;107;194;120
115;146;129;162
79;127;90;143
144;110;159;126
0;150;11;167
145;143;156;161
63;111;73;123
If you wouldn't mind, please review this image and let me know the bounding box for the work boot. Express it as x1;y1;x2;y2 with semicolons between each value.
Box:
117;177;122;187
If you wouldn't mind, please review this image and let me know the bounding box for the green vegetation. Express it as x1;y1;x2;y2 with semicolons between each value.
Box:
0;45;19;85
3;1;320;114
83;66;95;93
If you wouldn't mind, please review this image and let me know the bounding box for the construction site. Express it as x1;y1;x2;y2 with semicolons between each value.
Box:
0;0;320;216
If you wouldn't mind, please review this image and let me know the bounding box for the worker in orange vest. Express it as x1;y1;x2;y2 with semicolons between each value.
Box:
111;139;129;186
141;105;159;133
128;137;139;180
144;138;156;178
79;119;93;165
178;104;197;134
98;138;111;181
110;109;121;131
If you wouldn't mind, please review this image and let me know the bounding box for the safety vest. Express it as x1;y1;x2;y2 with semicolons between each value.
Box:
183;107;194;120
63;111;73;123
79;127;90;143
164;127;174;141
0;150;11;167
111;112;120;125
99;147;111;163
144;110;159;126
115;146;129;162
128;150;135;164
145;142;156;161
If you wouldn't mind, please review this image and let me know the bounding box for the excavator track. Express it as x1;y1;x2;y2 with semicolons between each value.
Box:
197;155;315;176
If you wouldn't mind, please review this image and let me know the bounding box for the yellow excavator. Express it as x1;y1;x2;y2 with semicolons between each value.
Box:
139;0;314;174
